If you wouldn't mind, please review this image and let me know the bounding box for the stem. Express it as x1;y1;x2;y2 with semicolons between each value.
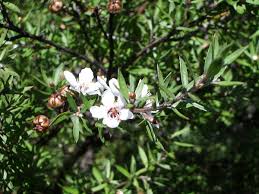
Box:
107;13;115;80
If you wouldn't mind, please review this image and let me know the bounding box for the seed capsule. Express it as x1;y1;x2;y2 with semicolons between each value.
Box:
49;0;63;13
129;92;136;103
107;0;122;14
58;85;71;97
48;93;65;109
33;115;50;132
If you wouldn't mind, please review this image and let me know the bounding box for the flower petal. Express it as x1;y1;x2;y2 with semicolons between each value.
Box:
90;106;106;119
64;71;79;92
81;82;101;96
101;90;115;107
79;68;94;85
103;116;120;128
120;109;134;120
116;95;127;108
141;84;149;98
97;76;109;90
109;78;120;96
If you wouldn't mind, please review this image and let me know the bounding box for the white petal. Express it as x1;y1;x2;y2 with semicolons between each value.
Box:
64;71;78;87
109;78;120;96
79;68;94;85
116;95;127;108
120;109;134;120
101;90;115;107
90;106;106;119
103;116;120;128
64;71;79;92
97;76;109;90
141;84;149;98
81;82;101;96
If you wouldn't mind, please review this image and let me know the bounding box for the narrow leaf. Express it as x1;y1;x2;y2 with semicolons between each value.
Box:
224;46;247;65
118;69;129;100
179;57;188;87
138;146;148;168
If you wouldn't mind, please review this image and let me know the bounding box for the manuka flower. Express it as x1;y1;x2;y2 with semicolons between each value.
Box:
64;68;102;96
90;90;134;128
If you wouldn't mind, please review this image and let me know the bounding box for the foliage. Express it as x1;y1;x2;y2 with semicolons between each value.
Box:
0;0;259;193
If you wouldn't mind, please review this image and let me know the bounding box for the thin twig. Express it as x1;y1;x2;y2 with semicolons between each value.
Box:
94;7;109;40
0;1;106;72
132;74;208;113
107;13;115;79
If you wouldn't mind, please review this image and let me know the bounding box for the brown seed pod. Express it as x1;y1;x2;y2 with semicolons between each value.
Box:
107;0;122;14
58;85;71;97
128;91;136;103
33;115;50;132
48;93;65;109
49;0;63;13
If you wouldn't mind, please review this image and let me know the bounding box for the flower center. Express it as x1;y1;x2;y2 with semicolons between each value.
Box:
108;107;120;119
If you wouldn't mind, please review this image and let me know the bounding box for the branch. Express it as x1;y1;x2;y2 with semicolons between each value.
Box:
107;13;115;79
132;74;208;113
94;7;109;40
124;4;227;69
0;2;106;72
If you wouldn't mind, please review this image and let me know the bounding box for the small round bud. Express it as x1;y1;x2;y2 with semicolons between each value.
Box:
107;0;122;14
116;190;124;194
33;115;50;132
48;93;65;109
60;23;66;30
129;92;136;100
129;92;136;103
49;0;63;13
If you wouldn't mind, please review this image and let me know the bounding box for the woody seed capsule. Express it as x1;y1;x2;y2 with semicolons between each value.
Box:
107;0;122;14
49;0;63;13
48;93;65;109
33;115;50;132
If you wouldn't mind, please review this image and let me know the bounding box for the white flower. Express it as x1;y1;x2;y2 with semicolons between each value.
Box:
64;68;102;96
90;90;134;128
97;77;121;96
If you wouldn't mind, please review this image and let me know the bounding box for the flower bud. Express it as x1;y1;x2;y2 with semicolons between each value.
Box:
33;115;50;132
107;0;122;14
49;0;63;13
129;91;136;103
116;190;124;194
48;93;65;109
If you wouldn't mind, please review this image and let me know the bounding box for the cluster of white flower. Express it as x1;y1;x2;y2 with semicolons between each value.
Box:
64;68;154;128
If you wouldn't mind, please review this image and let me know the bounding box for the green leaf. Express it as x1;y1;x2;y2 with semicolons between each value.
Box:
223;46;247;65
157;65;165;86
174;141;196;148
118;69;129;100
171;125;190;139
191;102;207;112
71;115;81;143
67;95;77;112
172;108;190;120
0;29;7;45
92;167;103;183
115;165;131;178
204;41;214;73
3;2;20;13
179;57;188;87
207;58;223;79
91;183;107;192
146;122;157;142
213;81;245;86
138;146;148;168
50;112;71;126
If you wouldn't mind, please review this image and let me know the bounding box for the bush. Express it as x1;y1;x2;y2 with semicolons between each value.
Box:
0;0;258;193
